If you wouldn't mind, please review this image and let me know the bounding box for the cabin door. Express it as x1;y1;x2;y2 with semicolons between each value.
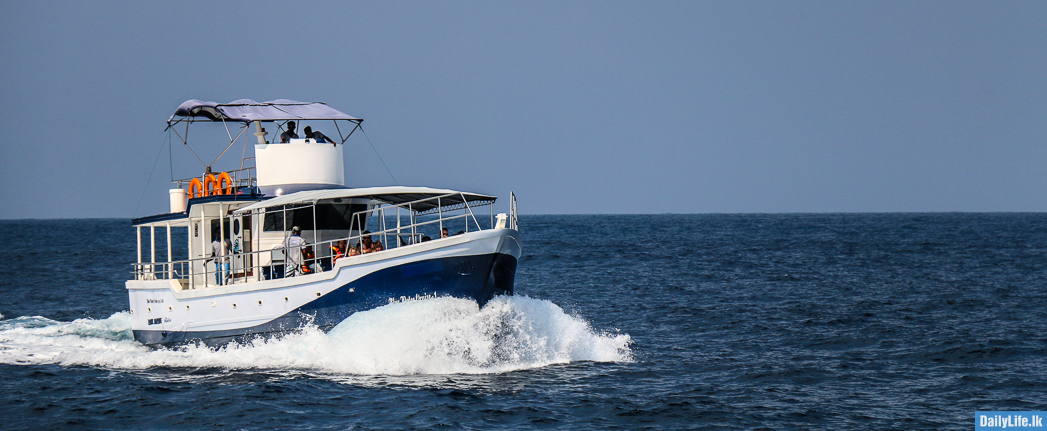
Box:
230;214;253;278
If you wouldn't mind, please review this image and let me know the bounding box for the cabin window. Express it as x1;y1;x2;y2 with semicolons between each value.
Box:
262;204;368;232
209;220;231;240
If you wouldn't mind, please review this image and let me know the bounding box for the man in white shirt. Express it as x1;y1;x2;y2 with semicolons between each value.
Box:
210;233;230;285
284;226;306;277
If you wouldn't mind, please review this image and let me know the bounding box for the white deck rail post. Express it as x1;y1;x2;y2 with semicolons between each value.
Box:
219;204;226;285
150;226;156;279
461;192;480;233
381;206;387;248
199;210;206;289
166;222;173;280
136;226;142;280
409;203;415;242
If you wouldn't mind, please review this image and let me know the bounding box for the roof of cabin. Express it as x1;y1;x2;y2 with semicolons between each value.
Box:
232;186;497;214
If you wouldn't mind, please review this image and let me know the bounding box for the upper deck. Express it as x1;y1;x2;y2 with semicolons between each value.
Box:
164;99;365;200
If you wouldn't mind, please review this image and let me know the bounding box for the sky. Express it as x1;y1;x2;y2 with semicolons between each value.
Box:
1;1;1045;218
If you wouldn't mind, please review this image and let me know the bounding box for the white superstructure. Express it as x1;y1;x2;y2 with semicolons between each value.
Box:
127;99;520;346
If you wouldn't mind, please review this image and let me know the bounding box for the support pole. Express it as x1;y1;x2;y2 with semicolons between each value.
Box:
200;210;206;288
166;222;173;280
136;226;142;280
220;204;226;285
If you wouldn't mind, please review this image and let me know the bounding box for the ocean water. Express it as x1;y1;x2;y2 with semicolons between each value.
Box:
0;214;1045;430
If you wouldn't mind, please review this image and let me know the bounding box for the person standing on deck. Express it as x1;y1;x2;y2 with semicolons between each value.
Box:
303;126;335;146
210;232;230;285
284;226;306;277
280;121;299;143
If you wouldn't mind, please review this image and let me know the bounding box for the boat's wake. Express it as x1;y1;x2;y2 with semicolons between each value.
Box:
0;296;632;375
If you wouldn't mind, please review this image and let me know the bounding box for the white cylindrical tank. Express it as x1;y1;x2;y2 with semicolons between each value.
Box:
255;140;345;190
169;188;187;213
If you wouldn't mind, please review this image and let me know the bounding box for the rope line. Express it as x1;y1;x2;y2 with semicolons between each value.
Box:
134;131;170;218
359;126;399;185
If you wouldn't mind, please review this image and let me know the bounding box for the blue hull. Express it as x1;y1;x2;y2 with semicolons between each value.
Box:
133;252;517;347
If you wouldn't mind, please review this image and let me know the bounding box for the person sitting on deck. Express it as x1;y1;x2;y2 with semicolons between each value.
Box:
347;243;361;257
331;240;347;264
280;121;299;143
284;226;306;276
303;126;335;145
301;246;316;274
360;231;384;254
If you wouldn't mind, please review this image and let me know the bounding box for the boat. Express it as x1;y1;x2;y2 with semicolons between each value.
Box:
127;99;521;347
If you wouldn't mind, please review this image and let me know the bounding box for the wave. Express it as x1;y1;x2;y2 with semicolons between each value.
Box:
0;296;632;375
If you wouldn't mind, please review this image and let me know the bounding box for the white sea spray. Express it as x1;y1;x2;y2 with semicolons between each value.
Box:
0;296;632;376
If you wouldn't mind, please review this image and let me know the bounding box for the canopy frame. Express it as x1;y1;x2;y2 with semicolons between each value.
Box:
164;98;365;179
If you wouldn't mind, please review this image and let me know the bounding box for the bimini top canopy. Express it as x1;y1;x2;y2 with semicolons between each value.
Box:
169;99;361;125
233;186;497;215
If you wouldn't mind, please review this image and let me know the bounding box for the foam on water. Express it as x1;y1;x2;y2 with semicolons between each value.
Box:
0;296;632;375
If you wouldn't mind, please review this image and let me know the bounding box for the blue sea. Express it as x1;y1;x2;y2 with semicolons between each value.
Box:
1;214;1045;430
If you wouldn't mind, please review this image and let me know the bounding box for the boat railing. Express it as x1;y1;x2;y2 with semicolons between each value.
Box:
172;166;256;193
130;260;191;284
349;192;488;245
510;191;518;230
131;192;507;289
229;166;256;189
